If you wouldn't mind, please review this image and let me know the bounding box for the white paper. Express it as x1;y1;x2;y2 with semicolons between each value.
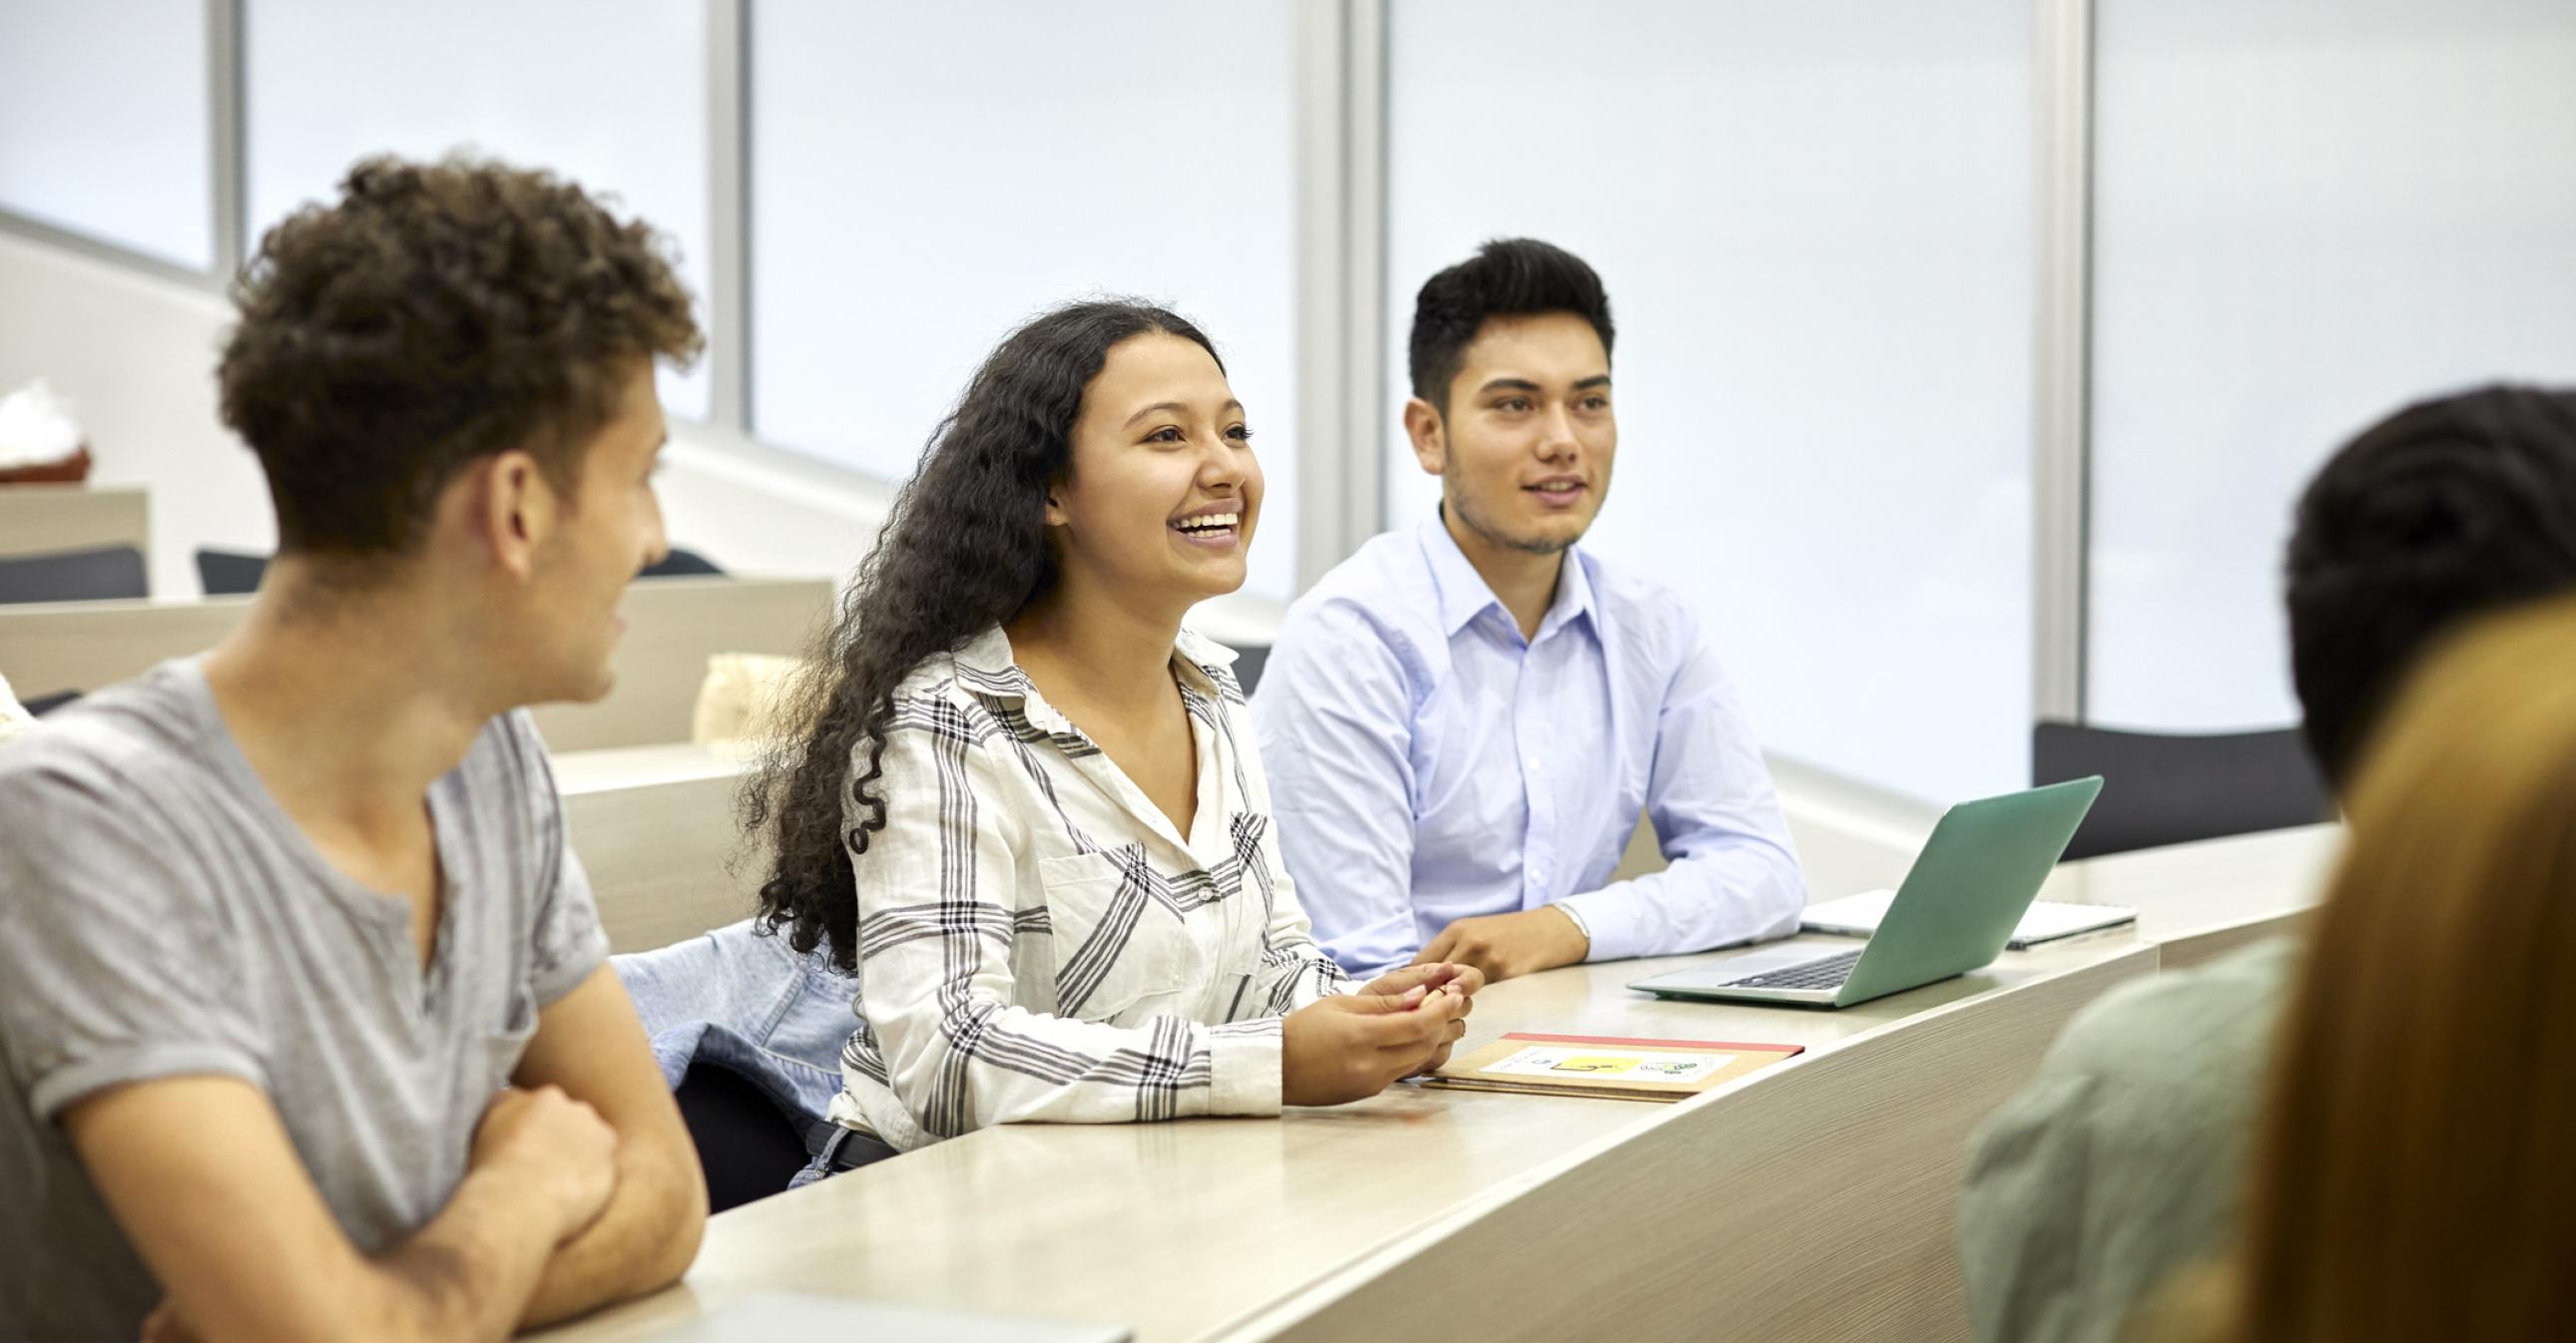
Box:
1802;890;2136;948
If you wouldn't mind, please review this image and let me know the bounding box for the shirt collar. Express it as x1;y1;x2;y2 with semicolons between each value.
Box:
1171;626;1240;698
1419;515;1507;638
1536;540;1599;642
949;624;1238;710
951;626;1026;687
1416;512;1598;643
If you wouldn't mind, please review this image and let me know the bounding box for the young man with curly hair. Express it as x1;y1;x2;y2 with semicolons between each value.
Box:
0;156;709;1342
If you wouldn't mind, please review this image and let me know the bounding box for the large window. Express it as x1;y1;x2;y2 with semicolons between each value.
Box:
749;0;1302;602
23;1;2576;802
2087;0;2576;728
243;0;715;419
0;1;213;270
1384;0;2035;804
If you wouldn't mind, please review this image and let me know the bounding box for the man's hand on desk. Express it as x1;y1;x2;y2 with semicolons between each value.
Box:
1410;907;1590;983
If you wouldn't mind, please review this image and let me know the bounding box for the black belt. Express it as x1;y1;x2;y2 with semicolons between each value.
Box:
817;1124;900;1174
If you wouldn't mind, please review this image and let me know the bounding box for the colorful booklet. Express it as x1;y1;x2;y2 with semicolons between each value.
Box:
1423;1032;1805;1103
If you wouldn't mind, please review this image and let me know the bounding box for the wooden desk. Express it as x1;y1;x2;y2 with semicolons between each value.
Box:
542;945;2157;1342
556;742;764;955
537;825;2333;1343
2044;823;2340;970
0;575;832;752
0;483;148;564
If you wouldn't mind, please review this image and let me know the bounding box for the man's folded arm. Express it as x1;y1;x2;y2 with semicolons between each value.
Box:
64;1075;590;1343
508;964;708;1328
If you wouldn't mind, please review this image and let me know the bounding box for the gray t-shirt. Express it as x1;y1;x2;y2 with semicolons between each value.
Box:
1955;937;2298;1343
0;660;609;1339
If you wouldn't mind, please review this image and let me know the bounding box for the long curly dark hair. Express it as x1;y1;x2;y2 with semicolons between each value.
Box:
744;299;1223;972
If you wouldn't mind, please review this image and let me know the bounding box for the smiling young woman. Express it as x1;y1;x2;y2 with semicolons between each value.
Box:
742;300;1482;1172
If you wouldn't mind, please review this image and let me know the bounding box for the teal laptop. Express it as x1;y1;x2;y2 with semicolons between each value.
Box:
1629;776;2105;1009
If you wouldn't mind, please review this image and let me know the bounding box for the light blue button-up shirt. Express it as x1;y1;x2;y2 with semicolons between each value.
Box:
1252;518;1806;978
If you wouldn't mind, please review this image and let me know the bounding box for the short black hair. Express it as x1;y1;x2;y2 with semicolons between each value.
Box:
1407;237;1614;413
2286;384;2576;789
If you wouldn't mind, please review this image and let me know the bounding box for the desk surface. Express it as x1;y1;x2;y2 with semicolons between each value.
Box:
553;741;761;955
553;741;748;795
538;823;2337;1343
2047;822;2340;967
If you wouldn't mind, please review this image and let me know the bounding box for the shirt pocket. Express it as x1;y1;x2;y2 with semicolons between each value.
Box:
1039;850;1196;1024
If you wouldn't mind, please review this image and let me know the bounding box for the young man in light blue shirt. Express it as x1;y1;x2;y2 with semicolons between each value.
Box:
1252;238;1805;982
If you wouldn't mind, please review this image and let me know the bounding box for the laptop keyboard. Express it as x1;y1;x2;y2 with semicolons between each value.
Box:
1725;948;1863;991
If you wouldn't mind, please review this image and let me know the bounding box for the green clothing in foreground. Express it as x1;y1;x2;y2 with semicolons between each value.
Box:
1957;937;2297;1343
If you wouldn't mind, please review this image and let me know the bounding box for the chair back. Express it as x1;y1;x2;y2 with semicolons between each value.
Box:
642;546;725;578
0;545;147;605
2033;720;2331;860
195;548;269;596
1226;644;1271;696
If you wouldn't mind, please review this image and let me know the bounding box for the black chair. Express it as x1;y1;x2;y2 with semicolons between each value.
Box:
1226;643;1271;696
196;548;269;596
2034;720;2332;862
641;546;724;579
0;545;147;605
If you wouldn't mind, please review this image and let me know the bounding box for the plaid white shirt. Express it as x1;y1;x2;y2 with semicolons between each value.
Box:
826;626;1354;1151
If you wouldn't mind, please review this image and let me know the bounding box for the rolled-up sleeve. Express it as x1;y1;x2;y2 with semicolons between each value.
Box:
0;763;266;1122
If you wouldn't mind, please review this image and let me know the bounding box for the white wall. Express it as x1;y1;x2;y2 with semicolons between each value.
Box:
0;233;265;596
748;0;1302;604
0;0;214;270
0;230;882;598
1382;0;2034;807
2088;0;2576;729
243;0;716;421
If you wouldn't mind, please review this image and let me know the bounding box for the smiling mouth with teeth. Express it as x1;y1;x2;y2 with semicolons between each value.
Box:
1173;512;1241;536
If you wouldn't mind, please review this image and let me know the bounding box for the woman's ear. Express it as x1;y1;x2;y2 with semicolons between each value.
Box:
1041;483;1071;528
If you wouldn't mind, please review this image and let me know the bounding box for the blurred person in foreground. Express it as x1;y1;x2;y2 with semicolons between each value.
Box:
2126;594;2576;1341
1957;384;2576;1343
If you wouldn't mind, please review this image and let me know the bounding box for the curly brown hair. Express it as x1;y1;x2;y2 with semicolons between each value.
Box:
218;154;703;557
